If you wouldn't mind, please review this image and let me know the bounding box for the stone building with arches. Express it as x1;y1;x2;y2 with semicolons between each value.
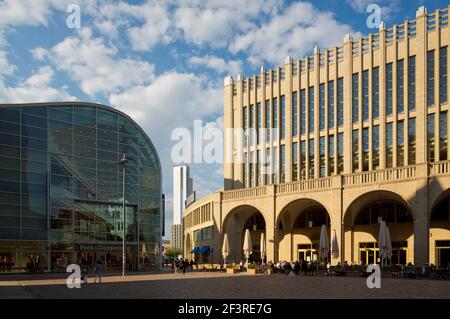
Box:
184;6;450;268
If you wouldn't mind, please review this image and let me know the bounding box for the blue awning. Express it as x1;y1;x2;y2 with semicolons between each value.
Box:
199;246;210;254
191;247;200;254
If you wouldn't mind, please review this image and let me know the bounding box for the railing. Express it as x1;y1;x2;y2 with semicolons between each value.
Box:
343;166;416;186
220;162;450;201
222;186;267;201
430;161;450;175
276;177;333;194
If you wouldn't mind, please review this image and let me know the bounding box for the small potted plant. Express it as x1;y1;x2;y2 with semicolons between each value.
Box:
247;263;257;275
226;263;237;274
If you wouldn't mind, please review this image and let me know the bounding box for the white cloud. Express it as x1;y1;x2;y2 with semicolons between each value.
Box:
36;28;154;97
174;0;281;48
230;2;359;66
127;3;172;51
109;71;223;205
189;55;242;76
0;65;74;103
0;51;16;76
109;71;222;146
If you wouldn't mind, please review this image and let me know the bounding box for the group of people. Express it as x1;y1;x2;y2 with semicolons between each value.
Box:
0;256;13;272
172;259;197;274
264;260;319;276
25;255;43;273
80;260;103;284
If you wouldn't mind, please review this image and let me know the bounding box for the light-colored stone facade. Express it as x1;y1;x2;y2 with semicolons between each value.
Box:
184;6;450;267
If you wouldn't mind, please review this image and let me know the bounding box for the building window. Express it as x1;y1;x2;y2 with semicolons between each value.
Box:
408;56;416;111
257;150;262;186
265;148;270;185
243;153;248;188
293;142;298;182
328;80;335;129
397;59;404;114
273;98;278;142
386;122;393;168
300;141;306;180
249;105;254;146
243;106;248;148
280;95;286;140
328;135;335;176
373;125;380;169
280;145;286;183
408;118;416;165
440;46;448;105
362;128;369;171
249;151;254;188
373;67;380;119
319;83;326;131
397;120;404;167
309;139;314;178
440;112;447;161
301;89;306;135
292;92;298;137
337;78;344;127
427;50;435;107
352;73;359;123
362;70;369;121
273;146;278;184
353;130;359;172
428;114;435;162
337;133;344;174
319;137;325;177
265;100;270;143
280;96;286;140
386;63;393;116
256;102;261;145
309;87;315;133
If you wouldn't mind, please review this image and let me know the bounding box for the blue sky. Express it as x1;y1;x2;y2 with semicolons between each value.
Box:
0;0;448;236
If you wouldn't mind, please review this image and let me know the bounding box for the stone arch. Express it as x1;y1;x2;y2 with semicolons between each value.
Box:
222;205;267;263
344;190;415;227
276;198;332;262
343;190;414;265
429;188;450;267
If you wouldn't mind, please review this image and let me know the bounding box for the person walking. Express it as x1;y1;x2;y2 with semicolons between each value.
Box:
94;261;102;284
182;259;187;275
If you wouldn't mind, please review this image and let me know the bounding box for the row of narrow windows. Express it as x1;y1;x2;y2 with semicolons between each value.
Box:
242;48;447;146
242;112;448;187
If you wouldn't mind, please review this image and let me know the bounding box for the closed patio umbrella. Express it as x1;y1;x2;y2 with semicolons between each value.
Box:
260;233;266;264
222;233;230;265
243;229;253;267
319;224;329;262
331;229;339;259
386;227;393;262
378;221;387;267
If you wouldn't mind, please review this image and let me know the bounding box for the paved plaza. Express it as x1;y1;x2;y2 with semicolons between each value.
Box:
0;271;449;299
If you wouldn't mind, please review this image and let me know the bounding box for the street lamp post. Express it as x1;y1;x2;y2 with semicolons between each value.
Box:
118;153;131;277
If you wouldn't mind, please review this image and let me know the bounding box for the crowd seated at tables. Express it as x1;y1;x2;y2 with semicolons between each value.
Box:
172;257;450;280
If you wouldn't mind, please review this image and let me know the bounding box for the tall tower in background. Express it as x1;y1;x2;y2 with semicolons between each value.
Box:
171;165;193;254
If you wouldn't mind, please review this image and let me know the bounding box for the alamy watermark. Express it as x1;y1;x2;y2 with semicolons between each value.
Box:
171;121;279;174
66;264;81;289
367;4;382;29
366;264;381;289
66;4;81;29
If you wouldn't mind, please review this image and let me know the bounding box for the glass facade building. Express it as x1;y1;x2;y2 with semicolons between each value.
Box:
0;102;162;272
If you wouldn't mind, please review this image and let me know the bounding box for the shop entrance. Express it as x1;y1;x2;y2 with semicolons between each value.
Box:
297;244;318;262
436;241;450;268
